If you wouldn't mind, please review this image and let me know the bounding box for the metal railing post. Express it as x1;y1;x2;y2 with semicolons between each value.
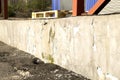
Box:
0;0;1;13
3;0;8;19
72;0;85;16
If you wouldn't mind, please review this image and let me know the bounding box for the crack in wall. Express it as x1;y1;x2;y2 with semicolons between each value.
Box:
91;18;96;52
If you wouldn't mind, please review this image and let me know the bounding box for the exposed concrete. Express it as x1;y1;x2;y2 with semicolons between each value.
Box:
60;0;72;10
0;14;120;80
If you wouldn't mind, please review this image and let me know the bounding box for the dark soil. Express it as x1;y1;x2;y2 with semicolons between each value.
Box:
0;41;90;80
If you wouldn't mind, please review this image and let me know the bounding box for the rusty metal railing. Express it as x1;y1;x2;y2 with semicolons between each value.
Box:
72;0;110;16
0;0;8;19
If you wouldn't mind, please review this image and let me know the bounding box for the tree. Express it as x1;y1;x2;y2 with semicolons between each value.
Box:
8;0;52;17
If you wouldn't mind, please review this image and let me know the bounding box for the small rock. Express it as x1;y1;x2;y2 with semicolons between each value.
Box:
54;69;59;73
32;57;41;64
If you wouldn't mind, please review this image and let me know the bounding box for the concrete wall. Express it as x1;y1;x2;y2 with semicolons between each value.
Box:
60;0;72;10
0;14;120;80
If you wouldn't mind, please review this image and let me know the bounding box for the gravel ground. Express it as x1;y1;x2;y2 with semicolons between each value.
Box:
0;41;90;80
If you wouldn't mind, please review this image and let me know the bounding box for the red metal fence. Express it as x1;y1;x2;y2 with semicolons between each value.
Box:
72;0;110;16
0;0;8;19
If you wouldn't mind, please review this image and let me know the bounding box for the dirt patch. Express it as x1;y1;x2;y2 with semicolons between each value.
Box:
0;41;90;80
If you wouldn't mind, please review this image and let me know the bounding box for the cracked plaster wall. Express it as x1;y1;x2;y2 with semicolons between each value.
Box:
0;14;120;80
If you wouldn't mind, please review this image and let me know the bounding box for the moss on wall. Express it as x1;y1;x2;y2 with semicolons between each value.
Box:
42;52;54;63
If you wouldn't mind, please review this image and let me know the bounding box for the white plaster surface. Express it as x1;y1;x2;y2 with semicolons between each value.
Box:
0;14;120;80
